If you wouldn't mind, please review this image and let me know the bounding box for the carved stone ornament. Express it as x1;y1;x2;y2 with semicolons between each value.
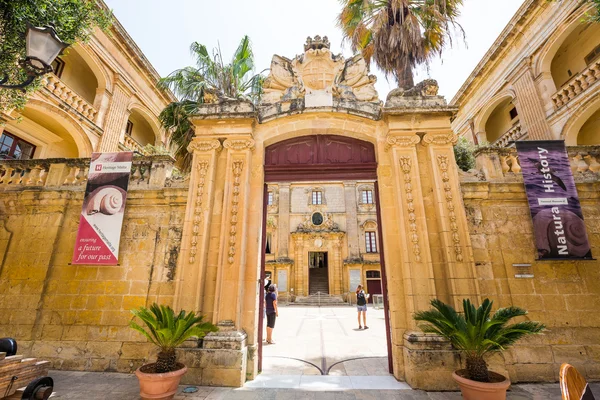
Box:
422;132;458;146
261;36;379;104
436;155;463;262
228;160;244;264
296;212;339;232
386;134;421;149
223;139;255;151
187;139;221;153
386;79;440;99
398;156;422;262
189;161;210;264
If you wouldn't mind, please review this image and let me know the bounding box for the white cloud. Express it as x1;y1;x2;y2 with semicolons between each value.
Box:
105;0;524;101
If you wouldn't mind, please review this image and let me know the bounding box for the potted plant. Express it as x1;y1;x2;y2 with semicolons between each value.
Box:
414;298;545;400
130;303;218;400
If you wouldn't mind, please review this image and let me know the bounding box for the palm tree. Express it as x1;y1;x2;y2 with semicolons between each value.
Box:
158;36;263;171
338;0;464;89
414;298;545;382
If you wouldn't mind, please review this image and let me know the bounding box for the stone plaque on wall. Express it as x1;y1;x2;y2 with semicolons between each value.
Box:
278;270;288;292
349;269;361;292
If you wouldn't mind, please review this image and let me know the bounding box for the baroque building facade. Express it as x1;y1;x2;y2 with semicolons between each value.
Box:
1;1;600;392
452;0;600;147
265;179;382;301
0;0;173;162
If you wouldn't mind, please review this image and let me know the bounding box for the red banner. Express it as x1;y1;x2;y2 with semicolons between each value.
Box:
72;152;133;265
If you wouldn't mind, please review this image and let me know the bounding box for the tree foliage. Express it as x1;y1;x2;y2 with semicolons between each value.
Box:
453;136;476;172
338;0;464;89
158;36;263;171
0;0;112;111
414;298;544;382
130;303;217;373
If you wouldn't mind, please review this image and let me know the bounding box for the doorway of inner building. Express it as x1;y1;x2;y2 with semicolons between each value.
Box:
309;252;329;294
258;135;393;378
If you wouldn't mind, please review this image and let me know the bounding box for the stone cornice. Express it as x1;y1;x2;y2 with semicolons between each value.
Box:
450;0;539;106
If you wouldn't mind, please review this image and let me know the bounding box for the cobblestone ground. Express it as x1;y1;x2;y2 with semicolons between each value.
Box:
47;370;600;399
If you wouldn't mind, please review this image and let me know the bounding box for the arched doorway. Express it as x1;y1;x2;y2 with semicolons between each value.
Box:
258;134;393;376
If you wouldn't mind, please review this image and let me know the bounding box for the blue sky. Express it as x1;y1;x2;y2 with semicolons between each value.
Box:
104;0;524;101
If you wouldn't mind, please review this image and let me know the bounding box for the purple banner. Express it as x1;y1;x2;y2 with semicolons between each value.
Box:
516;141;592;260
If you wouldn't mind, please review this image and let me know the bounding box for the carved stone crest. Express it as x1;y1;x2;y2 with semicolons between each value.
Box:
261;36;379;105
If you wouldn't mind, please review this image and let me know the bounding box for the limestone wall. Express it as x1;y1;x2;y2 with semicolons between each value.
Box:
460;147;600;382
0;156;188;372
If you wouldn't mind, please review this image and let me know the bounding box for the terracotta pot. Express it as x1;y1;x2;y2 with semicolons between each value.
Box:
452;369;511;400
135;363;188;400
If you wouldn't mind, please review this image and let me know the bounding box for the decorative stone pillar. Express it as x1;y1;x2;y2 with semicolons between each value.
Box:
213;138;255;326
385;133;437;315
98;76;134;152
509;60;551;140
293;235;306;296
173;138;222;312
422;131;480;309
343;181;360;259
277;183;291;259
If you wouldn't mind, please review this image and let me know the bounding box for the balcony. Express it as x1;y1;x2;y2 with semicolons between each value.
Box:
122;134;145;154
41;74;98;121
471;146;600;181
491;122;526;148
0;155;183;191
551;61;600;110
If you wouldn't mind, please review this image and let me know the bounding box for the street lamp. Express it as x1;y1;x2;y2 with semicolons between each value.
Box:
0;23;70;91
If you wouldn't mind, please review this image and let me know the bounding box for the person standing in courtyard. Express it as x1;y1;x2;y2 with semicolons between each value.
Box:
356;284;369;330
265;284;278;344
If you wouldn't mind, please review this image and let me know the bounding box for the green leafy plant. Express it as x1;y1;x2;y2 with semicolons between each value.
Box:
0;0;112;111
414;298;545;383
338;0;464;89
130;304;218;373
453;136;476;172
158;36;264;171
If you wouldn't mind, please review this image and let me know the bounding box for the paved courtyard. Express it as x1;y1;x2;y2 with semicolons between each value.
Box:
261;305;389;376
46;370;600;399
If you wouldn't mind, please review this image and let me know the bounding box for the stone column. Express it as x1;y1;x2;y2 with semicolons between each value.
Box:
173;138;222;312
213;138;255;326
343;181;360;259
294;235;306;296
277;183;291;259
509;60;552;140
386;133;437;315
98;76;134;152
422;131;480;309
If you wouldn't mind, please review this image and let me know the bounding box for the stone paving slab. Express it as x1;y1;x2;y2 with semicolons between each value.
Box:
46;370;600;399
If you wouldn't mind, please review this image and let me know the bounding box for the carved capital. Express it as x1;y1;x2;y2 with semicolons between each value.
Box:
187;138;221;153
385;134;420;149
224;139;255;151
422;132;457;146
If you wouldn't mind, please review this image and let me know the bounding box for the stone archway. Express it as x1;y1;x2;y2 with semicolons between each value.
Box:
258;134;393;374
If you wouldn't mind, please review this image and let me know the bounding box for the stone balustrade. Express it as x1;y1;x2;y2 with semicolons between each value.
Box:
122;134;145;154
551;61;600;109
0;155;183;191
491;122;526;148
42;74;98;121
470;145;600;182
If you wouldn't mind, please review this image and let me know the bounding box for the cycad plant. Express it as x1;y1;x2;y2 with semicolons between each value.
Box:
338;0;464;89
130;304;218;373
158;36;264;171
414;298;545;382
